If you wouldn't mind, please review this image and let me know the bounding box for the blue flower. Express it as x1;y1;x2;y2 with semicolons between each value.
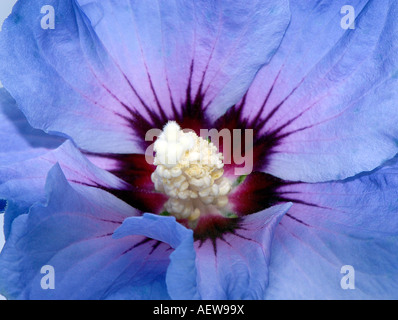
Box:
0;0;398;299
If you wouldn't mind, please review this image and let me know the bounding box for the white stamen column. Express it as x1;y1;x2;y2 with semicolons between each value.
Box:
151;121;232;221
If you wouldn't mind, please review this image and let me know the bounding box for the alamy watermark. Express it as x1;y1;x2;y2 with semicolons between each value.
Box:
40;5;55;30
145;128;254;175
340;5;356;30
40;265;55;290
340;265;355;290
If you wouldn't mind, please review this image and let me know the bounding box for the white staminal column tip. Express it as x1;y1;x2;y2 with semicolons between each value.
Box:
151;122;232;221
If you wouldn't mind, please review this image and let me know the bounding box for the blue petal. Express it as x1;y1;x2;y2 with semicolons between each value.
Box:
0;164;179;300
193;203;291;299
0;86;64;238
114;213;199;300
0;139;127;239
236;0;398;182
0;0;143;153
0;0;290;154
76;0;290;123
0;88;63;166
265;159;398;299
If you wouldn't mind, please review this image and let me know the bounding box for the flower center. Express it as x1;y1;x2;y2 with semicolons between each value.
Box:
151;121;232;222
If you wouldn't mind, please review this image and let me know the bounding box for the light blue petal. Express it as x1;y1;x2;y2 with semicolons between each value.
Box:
0;0;290;154
194;203;291;299
266;159;398;299
114;213;199;300
237;0;398;182
0;88;63;166
0;140;127;239
77;0;290;123
0;86;63;234
0;164;175;300
0;86;62;238
0;0;143;153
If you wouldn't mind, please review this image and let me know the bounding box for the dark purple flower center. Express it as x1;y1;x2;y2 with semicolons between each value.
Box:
80;60;315;248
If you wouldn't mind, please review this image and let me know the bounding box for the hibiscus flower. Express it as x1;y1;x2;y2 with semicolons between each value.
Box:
0;0;397;299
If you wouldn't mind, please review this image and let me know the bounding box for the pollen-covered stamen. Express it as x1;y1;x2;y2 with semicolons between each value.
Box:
151;121;232;221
